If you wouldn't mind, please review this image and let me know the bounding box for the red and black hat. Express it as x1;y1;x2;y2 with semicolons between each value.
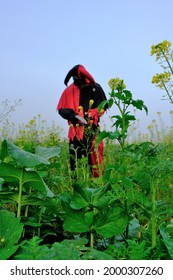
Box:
64;65;95;86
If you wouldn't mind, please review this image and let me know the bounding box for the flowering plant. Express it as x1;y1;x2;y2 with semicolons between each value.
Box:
151;40;173;104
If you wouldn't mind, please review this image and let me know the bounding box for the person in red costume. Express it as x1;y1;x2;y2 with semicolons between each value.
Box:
57;65;108;177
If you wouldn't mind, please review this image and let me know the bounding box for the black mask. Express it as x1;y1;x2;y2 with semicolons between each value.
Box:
73;76;86;88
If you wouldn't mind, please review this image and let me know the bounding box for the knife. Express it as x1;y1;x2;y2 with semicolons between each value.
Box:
75;115;88;124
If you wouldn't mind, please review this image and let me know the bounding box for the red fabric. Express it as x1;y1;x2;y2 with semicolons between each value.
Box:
57;66;95;112
68;124;76;140
57;83;103;141
78;65;95;84
57;83;80;113
76;125;84;140
90;138;104;178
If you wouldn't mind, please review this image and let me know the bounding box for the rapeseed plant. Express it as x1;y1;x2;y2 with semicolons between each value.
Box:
151;40;173;104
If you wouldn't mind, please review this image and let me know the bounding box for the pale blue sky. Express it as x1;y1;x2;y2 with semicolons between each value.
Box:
0;0;173;136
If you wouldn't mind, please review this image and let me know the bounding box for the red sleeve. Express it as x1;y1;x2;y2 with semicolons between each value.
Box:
56;84;80;112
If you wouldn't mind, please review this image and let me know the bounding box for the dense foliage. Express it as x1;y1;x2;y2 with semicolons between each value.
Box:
0;40;173;260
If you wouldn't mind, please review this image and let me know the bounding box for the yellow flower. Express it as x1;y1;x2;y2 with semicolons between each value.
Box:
76;123;79;127
89;99;94;107
108;78;126;91
78;106;83;111
89;119;93;127
150;40;172;60
152;72;171;88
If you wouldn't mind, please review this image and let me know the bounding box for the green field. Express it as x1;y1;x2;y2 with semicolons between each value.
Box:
0;40;173;260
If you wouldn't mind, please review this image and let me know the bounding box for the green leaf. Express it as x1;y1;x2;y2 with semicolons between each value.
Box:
63;210;93;233
14;237;87;260
73;182;91;203
48;242;81;260
98;100;109;112
0;162;54;197
159;223;173;259
108;98;114;108
0;178;4;190
0;210;23;260
21;195;46;206
70;183;90;209
128;218;140;238
123;90;132;100
0;191;19;203
131;99;148;114
70;192;89;209
95;207;128;238
81;247;113;260
123;176;134;188
1;140;50;167
23;170;54;197
90;187;118;208
124;112;136;122
111;115;122;129
84;211;94;228
35;146;61;160
47;238;87;260
13;237;50;260
0;162;22;182
107;130;121;140
95;131;108;149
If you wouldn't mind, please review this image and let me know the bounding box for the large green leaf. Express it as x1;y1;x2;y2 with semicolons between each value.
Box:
47;241;81;260
73;182;91;202
35;145;61;160
81;247;113;260
159;223;173;259
63;210;94;233
0;162;54;197
94;207;128;238
69;184;117;210
70;183;90;210
0;162;22;182
23;170;54;197
0;192;46;206
0;210;23;260
1;140;49;167
70;191;90;209
89;187;118;208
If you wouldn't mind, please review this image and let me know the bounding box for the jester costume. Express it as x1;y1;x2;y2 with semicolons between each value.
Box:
57;65;107;177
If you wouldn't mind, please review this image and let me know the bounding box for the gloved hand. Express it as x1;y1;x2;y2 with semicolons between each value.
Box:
58;108;78;124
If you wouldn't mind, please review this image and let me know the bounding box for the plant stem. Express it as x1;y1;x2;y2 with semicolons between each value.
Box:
37;206;43;237
17;168;24;218
90;232;94;248
161;49;173;75
163;83;173;104
150;176;157;247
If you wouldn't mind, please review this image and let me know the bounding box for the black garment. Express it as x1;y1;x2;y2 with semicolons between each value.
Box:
80;83;107;111
58;83;108;124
